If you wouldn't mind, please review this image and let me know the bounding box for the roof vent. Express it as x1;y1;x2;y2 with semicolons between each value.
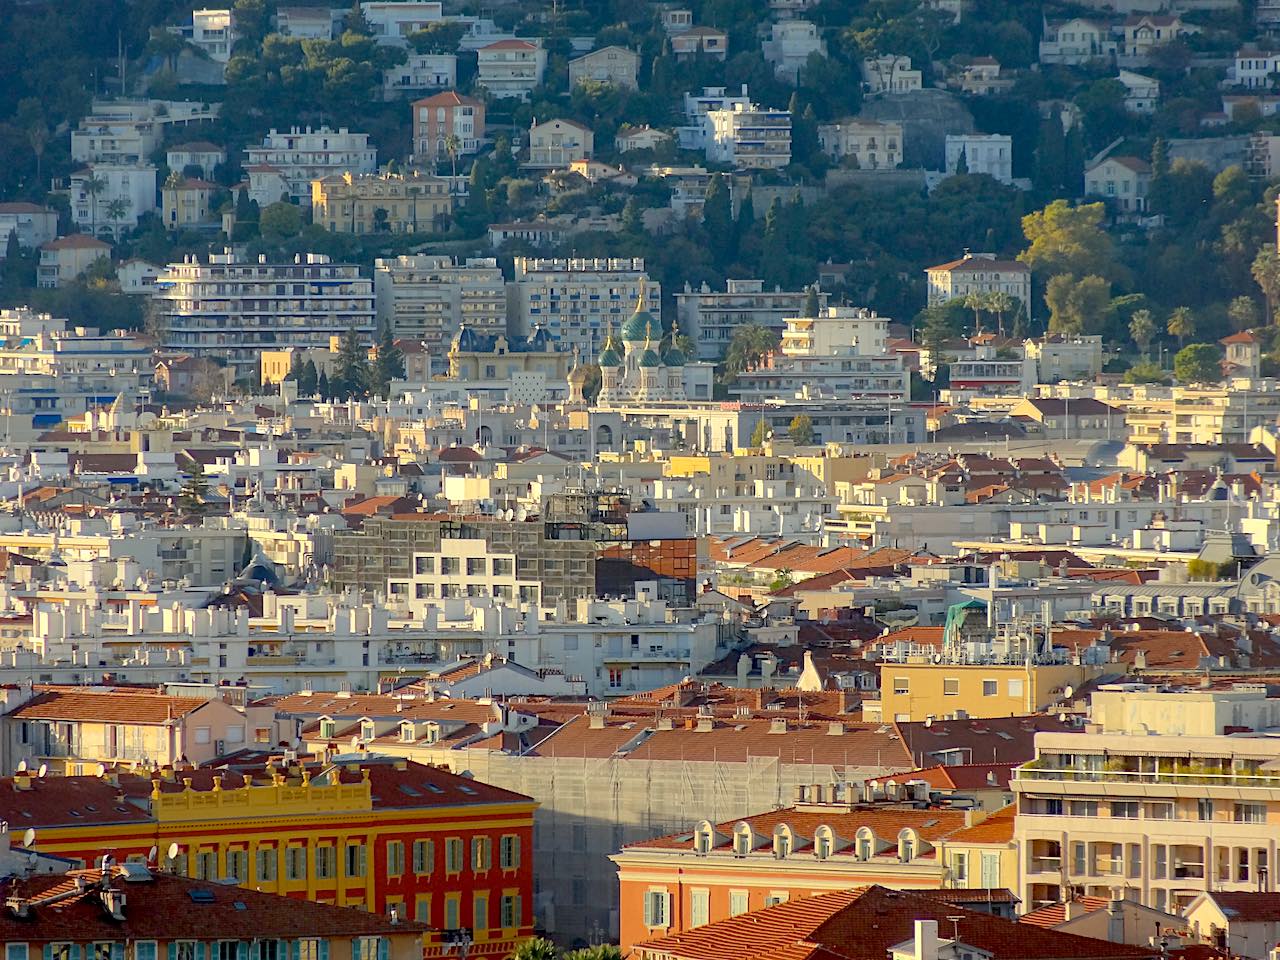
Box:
769;718;788;734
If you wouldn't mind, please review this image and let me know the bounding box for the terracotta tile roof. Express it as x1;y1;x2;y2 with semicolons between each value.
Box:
534;714;915;766
272;691;501;725
945;803;1015;844
0;869;429;942
9;690;207;724
624;804;971;852
0;202;52;213
1021;897;1114;929
0;775;153;828
411;91;483;108
481;38;537;50
42;235;111;250
1221;330;1259;345
872;626;944;648
928;257;1030;274
894;715;1076;768
633;885;1155;960
865;762;1016;791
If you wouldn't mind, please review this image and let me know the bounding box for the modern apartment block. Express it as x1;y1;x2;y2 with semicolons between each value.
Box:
703;103;792;169
1013;683;1280;915
509;257;658;353
476;39;546;100
332;512;597;607
243;127;378;204
152;251;375;379
373;254;506;355
675;279;821;361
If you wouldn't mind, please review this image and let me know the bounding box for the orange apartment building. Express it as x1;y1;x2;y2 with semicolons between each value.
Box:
610;788;995;952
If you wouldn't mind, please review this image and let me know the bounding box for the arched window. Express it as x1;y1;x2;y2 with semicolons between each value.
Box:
898;829;918;862
773;825;793;859
693;821;714;855
733;823;752;857
856;827;875;861
814;826;835;861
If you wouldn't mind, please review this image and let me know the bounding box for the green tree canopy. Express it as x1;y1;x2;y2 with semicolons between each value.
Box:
1044;274;1111;336
788;414;814;445
1173;343;1222;384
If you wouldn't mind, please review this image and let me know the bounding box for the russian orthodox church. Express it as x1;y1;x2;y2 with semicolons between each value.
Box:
596;288;686;405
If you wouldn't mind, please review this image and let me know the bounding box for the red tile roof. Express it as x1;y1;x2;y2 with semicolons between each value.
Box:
42;235;111;250
1196;892;1280;922
945;803;1015;844
0;868;429;942
634;885;1154;960
1021;897;1114;929
9;690;207;724
865;761;1016;791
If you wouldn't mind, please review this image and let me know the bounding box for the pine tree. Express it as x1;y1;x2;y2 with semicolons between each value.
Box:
702;173;733;267
299;359;319;396
4;229;19;264
317;369;331;400
1149;138;1171;217
286;349;304;382
371;321;405;399
178;461;209;515
803;286;820;317
955;147;969;175
334;327;370;399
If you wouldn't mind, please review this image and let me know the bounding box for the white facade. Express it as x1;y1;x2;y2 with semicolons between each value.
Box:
945;134;1013;183
863;55;923;93
1039;19;1117;64
476;39;546;100
1233;50;1280;88
360;0;443;43
761;21;826;83
189;9;235;63
817;119;903;168
0;204;58;253
373;255;506;353
383;53;457;99
243;127;377;205
152;252;375;378
526;119;594;169
925;252;1032;308
510;257;658;354
1119;70;1161;112
568;46;640;89
68;164;157;235
704;103;792;169
676;279;820;361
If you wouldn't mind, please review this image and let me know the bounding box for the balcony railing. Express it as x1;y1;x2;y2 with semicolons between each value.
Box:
1016;764;1280;789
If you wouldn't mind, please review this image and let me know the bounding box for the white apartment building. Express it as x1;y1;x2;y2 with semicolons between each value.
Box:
1025;335;1105;382
68;163;157;235
676;279;821;361
1039;19;1117;65
0;308;153;428
761;20;827;83
1234;49;1280;88
817;119;903;169
925;252;1032;309
382;53;457;99
0;204;58;253
476;39;546;100
373;255;506;356
360;0;444;43
274;6;337;38
704;103;792;169
152;251;375;379
187;9;235;63
945;134;1013;183
71;99;220;165
1119;70;1161;113
863;55;923;93
734;307;906;402
1014;684;1280;915
509;257;658;353
243;127;377;205
677;85;753;149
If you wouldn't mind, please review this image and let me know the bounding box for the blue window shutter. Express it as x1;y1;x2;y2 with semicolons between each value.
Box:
168;944;177;960
42;947;51;960
196;944;206;960
317;942;328;960
289;943;299;960
237;945;247;960
112;945;124;960
376;941;387;960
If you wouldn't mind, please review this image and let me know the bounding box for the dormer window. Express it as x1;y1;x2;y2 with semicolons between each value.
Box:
318;718;335;739
856;828;874;861
399;722;416;743
773;826;792;859
693;822;713;855
898;829;918;862
425;722;440;745
733;824;752;857
360;720;376;741
815;827;834;860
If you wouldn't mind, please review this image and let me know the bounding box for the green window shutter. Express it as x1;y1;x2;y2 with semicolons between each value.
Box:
376;942;387;960
168;945;177;960
289;943;299;960
237;944;248;960
513;895;522;927
317;942;328;960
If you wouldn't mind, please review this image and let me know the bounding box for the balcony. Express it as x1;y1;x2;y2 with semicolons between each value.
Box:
1015;761;1280;790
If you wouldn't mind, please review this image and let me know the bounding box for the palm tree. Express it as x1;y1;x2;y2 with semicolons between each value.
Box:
986;291;1014;338
83;173;107;236
1252;244;1280;324
1167;306;1196;347
962;292;986;333
1128;308;1156;357
443;133;461;190
104;197;130;239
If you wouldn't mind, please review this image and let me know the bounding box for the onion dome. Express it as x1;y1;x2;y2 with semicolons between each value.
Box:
621;280;655;342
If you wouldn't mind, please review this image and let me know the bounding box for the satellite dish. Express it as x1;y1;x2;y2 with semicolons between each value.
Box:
36;764;47;779
16;760;27;773
96;763;107;777
350;735;360;749
22;828;35;848
516;507;527;522
167;842;179;862
148;846;158;864
1063;685;1075;700
924;717;933;728
26;853;36;869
